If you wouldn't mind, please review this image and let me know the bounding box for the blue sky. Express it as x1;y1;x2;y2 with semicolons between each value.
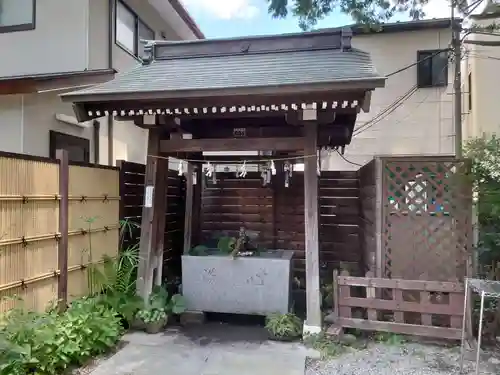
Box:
181;0;452;38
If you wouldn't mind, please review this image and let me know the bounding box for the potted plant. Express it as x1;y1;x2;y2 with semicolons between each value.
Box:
135;308;168;334
265;312;303;341
134;285;187;333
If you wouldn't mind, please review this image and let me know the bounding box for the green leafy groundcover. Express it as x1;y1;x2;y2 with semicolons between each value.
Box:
0;297;124;375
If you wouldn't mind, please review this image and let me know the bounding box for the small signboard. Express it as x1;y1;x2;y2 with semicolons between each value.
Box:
144;186;154;207
233;127;246;137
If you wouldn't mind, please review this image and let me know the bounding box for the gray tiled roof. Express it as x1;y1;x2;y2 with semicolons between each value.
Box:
62;48;381;98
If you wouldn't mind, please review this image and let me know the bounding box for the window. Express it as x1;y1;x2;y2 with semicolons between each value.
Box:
116;0;154;59
138;19;155;58
0;0;35;33
417;50;448;88
49;131;90;163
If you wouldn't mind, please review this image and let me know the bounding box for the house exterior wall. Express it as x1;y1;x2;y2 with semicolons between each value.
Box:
0;0;89;77
324;28;454;171
88;0;184;72
462;14;500;139
0;96;24;153
0;93;94;158
0;92;149;165
0;0;197;165
87;0;186;164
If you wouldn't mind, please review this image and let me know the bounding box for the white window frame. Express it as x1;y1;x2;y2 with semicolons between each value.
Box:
115;0;154;59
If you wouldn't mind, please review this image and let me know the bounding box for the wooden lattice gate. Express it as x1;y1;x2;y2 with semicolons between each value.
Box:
381;157;472;282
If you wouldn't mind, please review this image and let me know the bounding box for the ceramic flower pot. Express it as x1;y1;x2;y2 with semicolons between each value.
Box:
131;318;146;331
145;316;168;334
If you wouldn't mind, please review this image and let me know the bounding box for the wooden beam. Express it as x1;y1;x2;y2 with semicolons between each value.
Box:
137;130;160;300
196;154;304;164
361;91;372;113
183;163;195;254
303;122;322;331
191;125;302;139
160;137;304;153
337;317;461;340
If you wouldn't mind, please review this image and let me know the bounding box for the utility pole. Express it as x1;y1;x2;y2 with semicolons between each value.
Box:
452;1;463;158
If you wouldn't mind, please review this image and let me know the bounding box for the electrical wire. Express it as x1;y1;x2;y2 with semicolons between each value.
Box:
461;0;484;15
352;49;452;136
147;48;457;165
353;52;453;137
353;85;417;135
353;86;418;136
466;53;500;61
386;49;449;78
334;148;363;167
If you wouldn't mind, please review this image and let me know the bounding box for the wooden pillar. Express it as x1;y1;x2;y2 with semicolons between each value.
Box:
56;149;69;312
374;157;383;278
272;161;282;250
191;164;203;246
152;157;168;286
183;163;194;254
303;122;322;333
137;130;161;299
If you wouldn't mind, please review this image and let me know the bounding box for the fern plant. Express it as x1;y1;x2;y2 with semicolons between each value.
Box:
93;247;140;295
265;312;303;340
91;247;143;323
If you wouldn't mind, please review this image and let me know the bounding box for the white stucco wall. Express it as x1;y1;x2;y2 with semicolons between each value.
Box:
462;14;500;139
324;28;454;171
0;0;197;165
87;0;191;165
0;0;89;77
0;92;150;165
0;95;24;153
0;92;93;158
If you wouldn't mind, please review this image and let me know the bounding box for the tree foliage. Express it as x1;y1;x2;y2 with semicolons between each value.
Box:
464;135;500;269
266;0;469;30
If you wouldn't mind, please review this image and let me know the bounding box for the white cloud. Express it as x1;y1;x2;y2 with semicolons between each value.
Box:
422;0;452;19
181;0;259;19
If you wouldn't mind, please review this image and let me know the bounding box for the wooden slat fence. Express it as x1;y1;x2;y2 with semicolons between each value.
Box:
0;151;120;313
319;171;361;277
199;170;362;284
358;159;379;275
333;270;464;340
117;160;186;279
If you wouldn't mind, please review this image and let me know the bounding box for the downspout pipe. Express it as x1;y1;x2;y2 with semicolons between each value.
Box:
93;120;100;164
107;0;114;166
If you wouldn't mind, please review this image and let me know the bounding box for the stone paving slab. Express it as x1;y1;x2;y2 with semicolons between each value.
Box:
89;324;318;375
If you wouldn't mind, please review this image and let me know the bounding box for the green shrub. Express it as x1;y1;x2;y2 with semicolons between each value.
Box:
148;285;187;315
265;312;303;339
91;246;144;324
0;297;123;375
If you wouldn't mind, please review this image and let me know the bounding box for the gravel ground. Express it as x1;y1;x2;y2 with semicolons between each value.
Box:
306;342;500;375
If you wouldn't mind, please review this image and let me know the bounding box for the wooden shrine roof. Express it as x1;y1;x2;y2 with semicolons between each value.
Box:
61;28;385;122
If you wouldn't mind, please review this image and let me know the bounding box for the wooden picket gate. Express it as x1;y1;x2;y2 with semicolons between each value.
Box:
332;270;465;340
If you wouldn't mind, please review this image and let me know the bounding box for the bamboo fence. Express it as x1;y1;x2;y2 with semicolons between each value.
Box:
0;151;120;313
